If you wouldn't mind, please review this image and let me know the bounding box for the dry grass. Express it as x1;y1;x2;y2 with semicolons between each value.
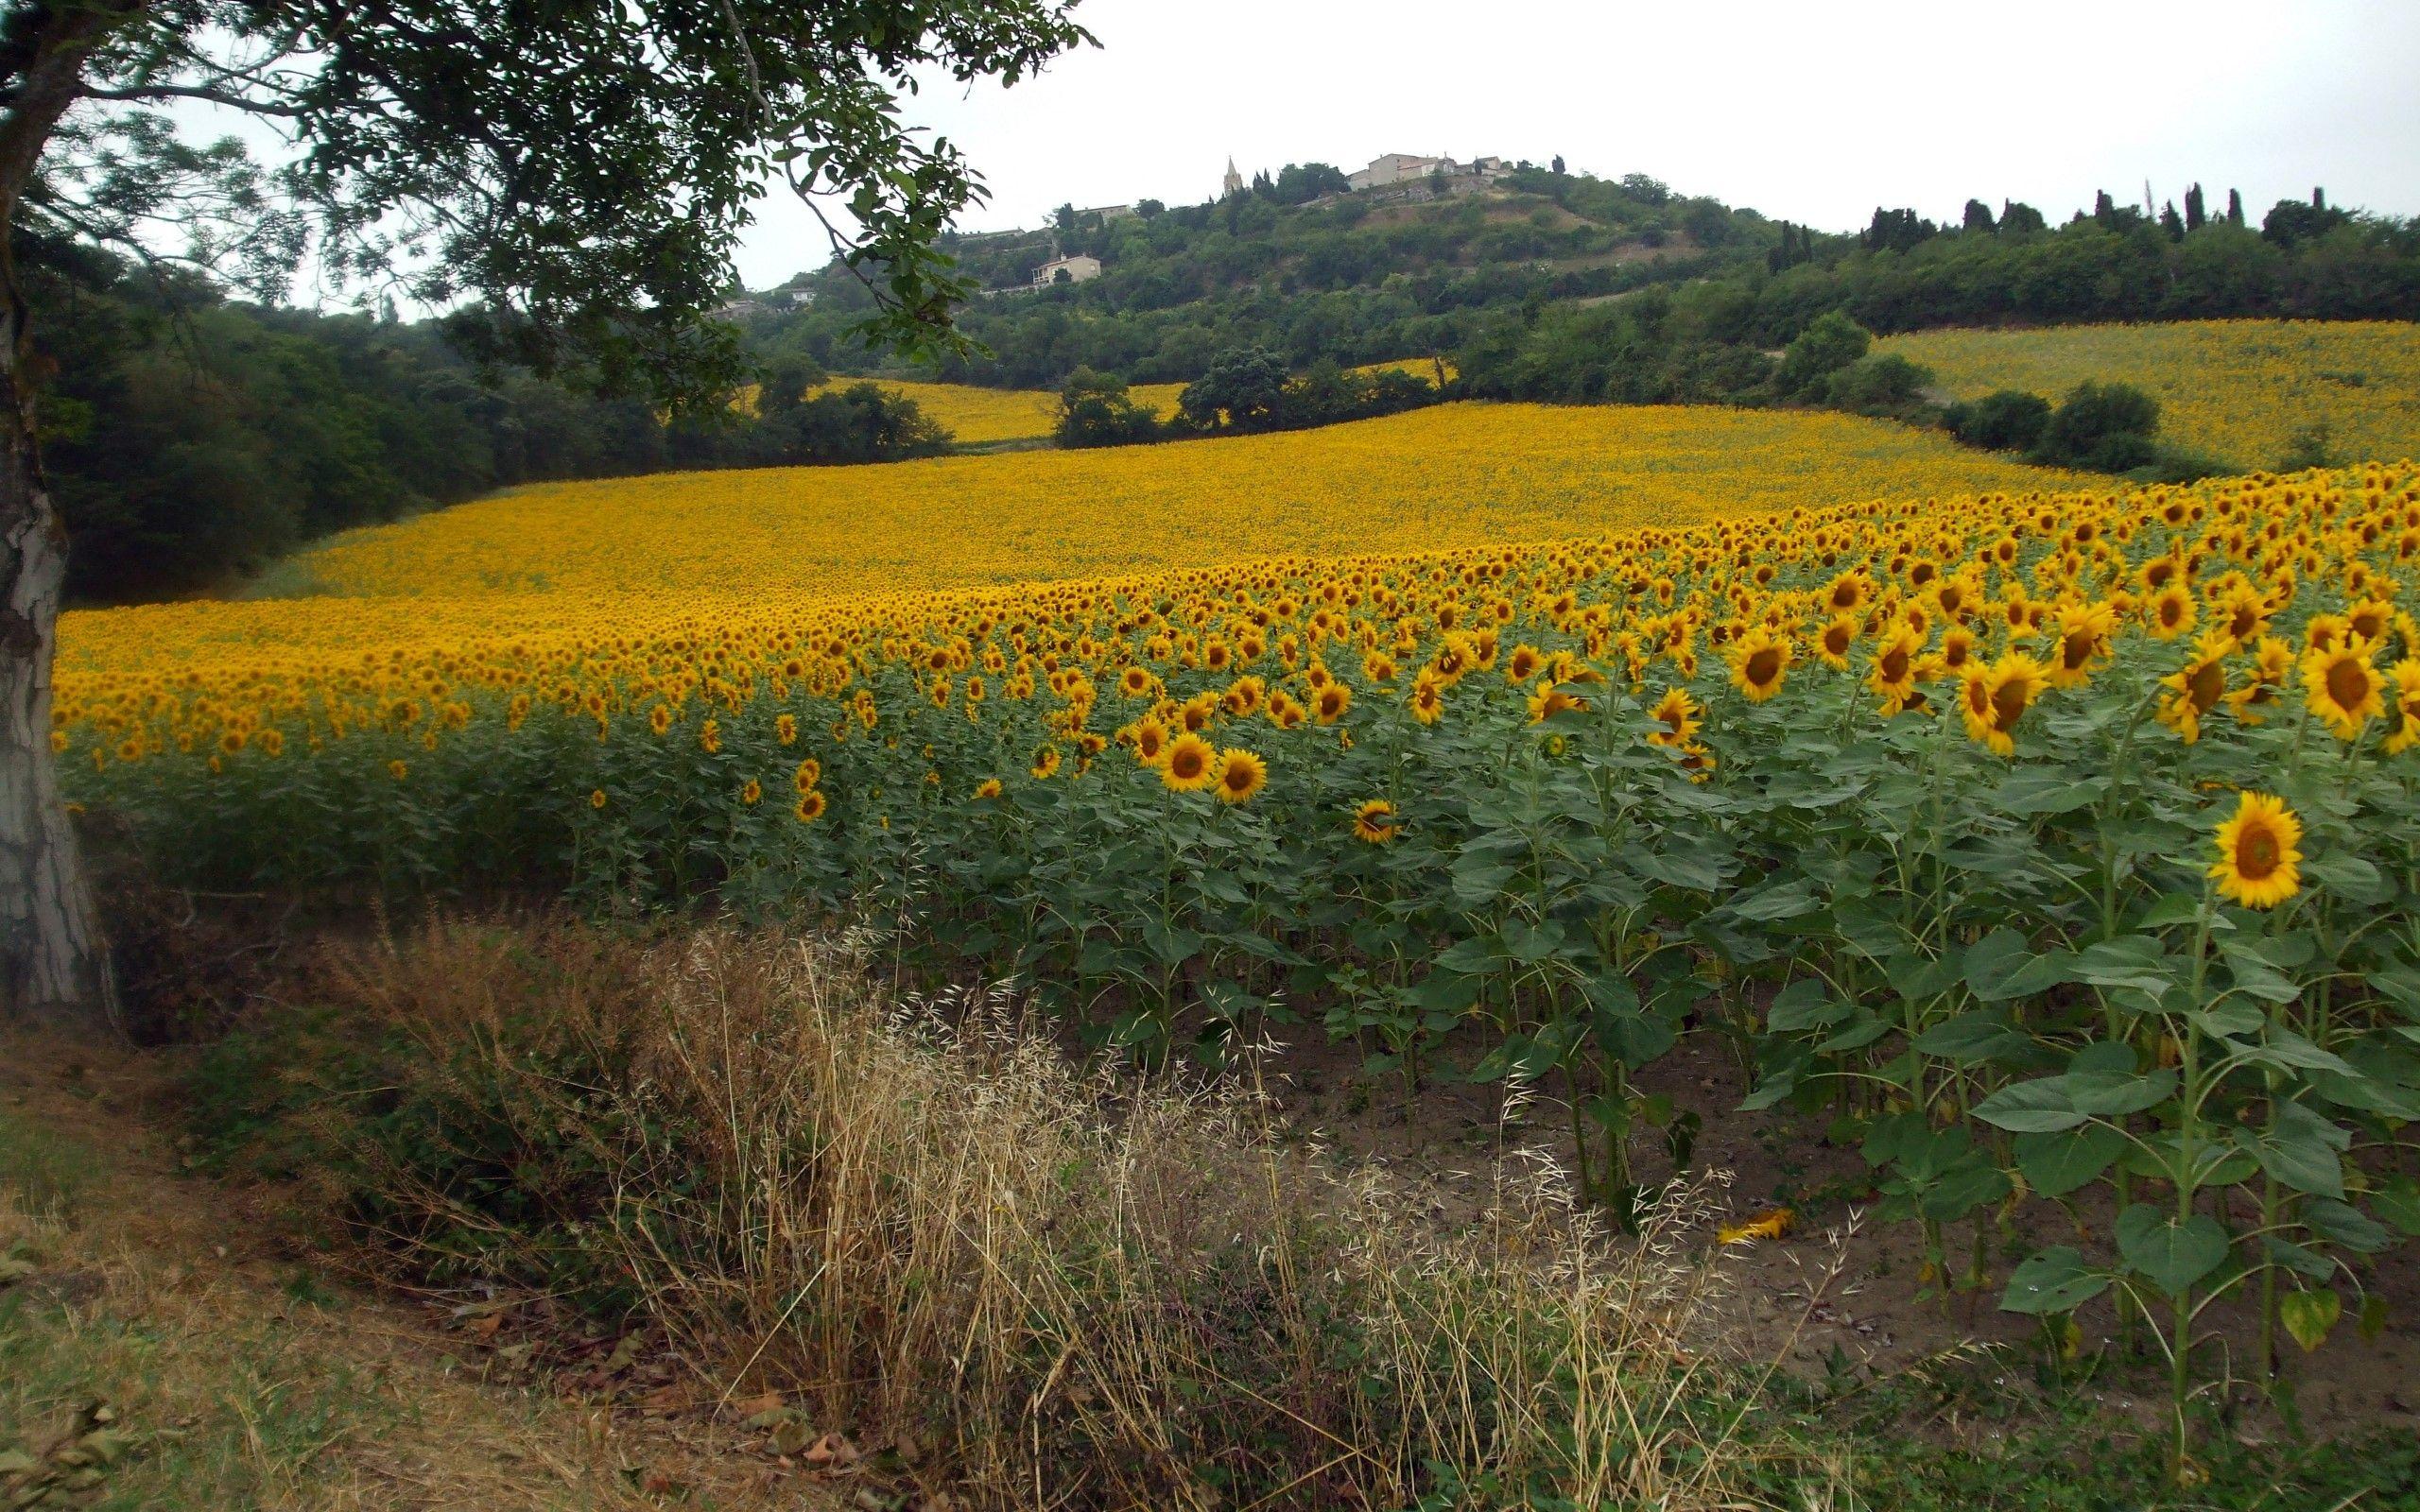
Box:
0;1043;823;1511
249;917;1829;1510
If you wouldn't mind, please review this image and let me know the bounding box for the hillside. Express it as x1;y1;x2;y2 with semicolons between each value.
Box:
766;165;1765;387
759;167;2420;399
1878;319;2420;470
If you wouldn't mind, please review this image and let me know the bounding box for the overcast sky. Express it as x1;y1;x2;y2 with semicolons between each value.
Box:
733;0;2420;289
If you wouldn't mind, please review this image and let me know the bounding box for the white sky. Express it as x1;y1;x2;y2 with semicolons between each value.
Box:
734;0;2420;289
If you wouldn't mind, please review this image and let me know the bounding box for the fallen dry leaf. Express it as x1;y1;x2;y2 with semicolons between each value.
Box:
802;1432;860;1469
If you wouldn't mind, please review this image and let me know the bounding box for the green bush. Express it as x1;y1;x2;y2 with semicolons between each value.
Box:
2031;379;2161;470
1777;310;1872;394
1054;368;1166;447
1818;352;1933;419
1945;389;2052;453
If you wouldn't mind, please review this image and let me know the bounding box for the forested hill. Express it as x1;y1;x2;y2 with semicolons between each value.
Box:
759;163;2420;390
766;164;1771;386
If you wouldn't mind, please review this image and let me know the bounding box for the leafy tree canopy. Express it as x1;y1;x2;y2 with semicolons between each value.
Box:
13;0;1094;408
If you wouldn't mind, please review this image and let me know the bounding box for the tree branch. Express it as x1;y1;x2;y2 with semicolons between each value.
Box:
76;84;303;117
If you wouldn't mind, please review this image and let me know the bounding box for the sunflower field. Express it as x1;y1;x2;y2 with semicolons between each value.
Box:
1880;319;2420;472
45;412;2420;1459
85;403;2066;614
789;376;1190;443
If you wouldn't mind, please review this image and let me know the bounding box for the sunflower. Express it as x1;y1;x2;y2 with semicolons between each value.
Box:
2145;585;2197;641
1407;670;1446;725
1132;717;1170;765
2156;630;2236;744
1352;799;1399;844
1161;732;1218;791
2227;635;2296;724
1646;686;1701;748
1824;571;1871;615
1428;634;1475;684
1213;747;1268;804
2346;597;2396;644
1119;665;1154;697
2211;583;2270;644
2301;637;2384;740
1222;675;1267;718
1816;614;1858;671
1030;744;1063;780
2045;601;2115;688
793;757;821;793
1728;627;1790;702
699;718;721;754
1962;652;2047;757
1527;680;1587;724
2302;613;2350;655
589;788;608;810
1312;681;1352;724
974;778;1004;800
2382;659;2420;756
2208;791;2302;909
775;713;798;745
1866;624;1926;715
739;779;763;806
1504;644;1546;683
1936;625;1978;675
794;789;828;821
648;703;674;736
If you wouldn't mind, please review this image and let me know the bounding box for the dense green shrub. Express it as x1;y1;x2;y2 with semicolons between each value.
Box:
1945;389;2053;453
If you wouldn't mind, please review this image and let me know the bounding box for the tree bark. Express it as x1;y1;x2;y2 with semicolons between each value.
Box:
0;369;114;1031
1;0;146;1032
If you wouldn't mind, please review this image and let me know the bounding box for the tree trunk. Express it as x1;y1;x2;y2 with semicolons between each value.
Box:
0;0;146;1033
0;365;115;1032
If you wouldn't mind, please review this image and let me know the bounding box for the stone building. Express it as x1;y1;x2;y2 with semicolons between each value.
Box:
1031;253;1102;288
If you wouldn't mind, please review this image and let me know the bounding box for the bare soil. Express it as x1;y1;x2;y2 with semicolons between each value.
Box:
1261;1023;2420;1445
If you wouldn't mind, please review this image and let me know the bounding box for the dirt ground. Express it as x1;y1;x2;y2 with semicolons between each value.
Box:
1261;1024;2420;1446
0;1035;869;1512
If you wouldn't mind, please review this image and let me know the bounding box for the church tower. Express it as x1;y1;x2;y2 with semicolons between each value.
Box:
1222;156;1242;198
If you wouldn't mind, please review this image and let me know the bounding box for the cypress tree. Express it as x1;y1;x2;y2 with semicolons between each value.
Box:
2184;183;2205;231
2227;188;2245;225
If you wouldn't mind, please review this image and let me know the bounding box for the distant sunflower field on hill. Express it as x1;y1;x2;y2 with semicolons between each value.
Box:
803;366;1450;448
799;376;1189;443
1880;319;2420;471
119;404;2068;619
